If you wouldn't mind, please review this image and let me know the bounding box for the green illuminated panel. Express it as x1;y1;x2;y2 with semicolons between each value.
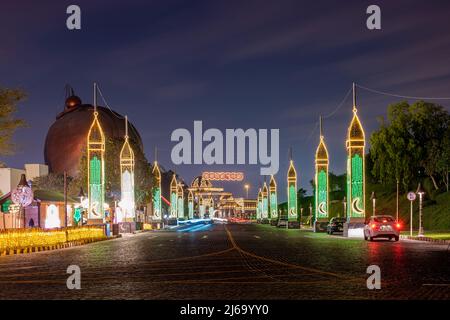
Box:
170;192;177;217
270;192;277;218
288;184;297;220
89;156;103;218
350;154;364;217
74;207;81;223
153;188;161;218
178;197;184;218
317;169;328;218
262;198;268;219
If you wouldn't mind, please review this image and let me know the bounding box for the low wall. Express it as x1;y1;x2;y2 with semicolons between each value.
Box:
0;226;106;253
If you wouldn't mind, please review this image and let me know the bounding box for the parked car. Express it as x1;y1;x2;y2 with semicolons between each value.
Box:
277;218;288;228
364;215;401;241
326;217;346;234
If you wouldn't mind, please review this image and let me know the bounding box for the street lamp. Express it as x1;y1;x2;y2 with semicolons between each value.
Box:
309;203;313;228
300;206;303;228
342;196;346;219
416;183;425;237
244;184;250;198
370;191;377;217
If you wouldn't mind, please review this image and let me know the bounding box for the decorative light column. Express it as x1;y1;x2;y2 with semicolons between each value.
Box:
152;161;162;220
345;83;366;236
287;160;298;224
188;190;194;219
87;83;105;222
119;116;135;222
262;182;269;220
170;174;178;218
177;184;184;219
269;175;278;221
208;197;214;218
314;116;329;232
257;188;262;221
199;197;205;218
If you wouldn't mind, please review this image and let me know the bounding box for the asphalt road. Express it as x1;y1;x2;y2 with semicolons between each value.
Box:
0;223;449;299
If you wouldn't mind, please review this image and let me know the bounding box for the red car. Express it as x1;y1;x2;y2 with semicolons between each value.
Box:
364;215;401;241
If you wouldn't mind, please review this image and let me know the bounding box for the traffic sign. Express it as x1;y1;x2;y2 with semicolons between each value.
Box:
407;192;416;201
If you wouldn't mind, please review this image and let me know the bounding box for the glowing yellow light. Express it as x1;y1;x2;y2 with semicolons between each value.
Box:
315;130;329;219
87;111;106;221
120;116;135;221
346;105;366;219
287;160;298;221
0;226;105;252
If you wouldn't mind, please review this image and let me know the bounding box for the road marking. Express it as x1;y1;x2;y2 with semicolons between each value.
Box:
253;235;261;239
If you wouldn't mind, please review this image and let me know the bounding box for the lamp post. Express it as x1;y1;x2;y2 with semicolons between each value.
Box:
309;203;313;228
78;187;86;226
342;196;347;219
396;179;399;222
370;191;377;217
416;183;425;237
244;184;250;199
300;206;303;228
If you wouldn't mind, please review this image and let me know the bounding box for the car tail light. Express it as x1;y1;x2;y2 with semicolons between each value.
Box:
396;223;401;229
371;223;377;229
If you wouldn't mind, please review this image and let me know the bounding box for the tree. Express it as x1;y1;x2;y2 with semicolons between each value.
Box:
0;87;26;161
370;101;450;191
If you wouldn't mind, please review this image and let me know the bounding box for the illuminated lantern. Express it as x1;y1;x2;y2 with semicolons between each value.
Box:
152;161;162;220
119;116;135;221
262;182;269;219
177;184;184;219
287;159;298;222
346;84;366;221
269;175;278;220
45;204;61;229
170;174;178;218
87;83;105;221
188;190;194;219
315;116;329;229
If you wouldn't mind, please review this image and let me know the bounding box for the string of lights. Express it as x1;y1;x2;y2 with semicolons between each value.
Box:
96;84;125;119
355;83;450;100
305;86;353;142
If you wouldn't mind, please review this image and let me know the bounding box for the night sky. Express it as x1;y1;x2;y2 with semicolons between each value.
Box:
2;0;450;201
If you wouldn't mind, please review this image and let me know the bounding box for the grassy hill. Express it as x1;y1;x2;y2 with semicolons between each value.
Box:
327;183;450;231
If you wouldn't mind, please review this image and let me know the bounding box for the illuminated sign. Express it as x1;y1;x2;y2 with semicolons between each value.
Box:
202;171;244;181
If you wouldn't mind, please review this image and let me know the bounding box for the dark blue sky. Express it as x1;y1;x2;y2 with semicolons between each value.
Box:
2;0;450;201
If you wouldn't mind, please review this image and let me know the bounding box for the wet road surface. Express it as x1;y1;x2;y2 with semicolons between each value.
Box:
0;223;449;299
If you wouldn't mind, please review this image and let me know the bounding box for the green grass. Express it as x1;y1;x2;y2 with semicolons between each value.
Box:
328;183;450;231
400;231;450;240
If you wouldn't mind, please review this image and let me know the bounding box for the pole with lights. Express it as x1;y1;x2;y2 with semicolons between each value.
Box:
345;83;366;236
416;183;425;237
314;116;329;232
87;82;106;223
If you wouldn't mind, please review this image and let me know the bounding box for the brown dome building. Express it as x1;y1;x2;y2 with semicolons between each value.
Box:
44;92;143;177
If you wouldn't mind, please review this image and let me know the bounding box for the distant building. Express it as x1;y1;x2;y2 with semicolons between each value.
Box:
44;90;143;176
0;164;48;195
0;190;77;229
